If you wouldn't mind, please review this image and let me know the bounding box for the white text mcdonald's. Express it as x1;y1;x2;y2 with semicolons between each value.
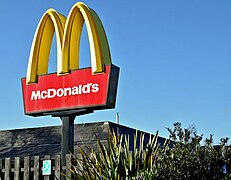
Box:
21;2;119;116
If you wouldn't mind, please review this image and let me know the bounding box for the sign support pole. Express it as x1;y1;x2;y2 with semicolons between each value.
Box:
58;110;93;180
61;115;75;166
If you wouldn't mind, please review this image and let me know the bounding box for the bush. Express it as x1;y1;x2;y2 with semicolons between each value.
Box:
153;123;230;179
67;123;231;180
68;131;160;179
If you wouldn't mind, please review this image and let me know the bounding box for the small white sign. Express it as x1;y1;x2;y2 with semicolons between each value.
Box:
42;160;51;175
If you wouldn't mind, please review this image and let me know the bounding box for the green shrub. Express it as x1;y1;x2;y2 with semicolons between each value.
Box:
134;123;231;180
66;123;231;180
67;131;160;179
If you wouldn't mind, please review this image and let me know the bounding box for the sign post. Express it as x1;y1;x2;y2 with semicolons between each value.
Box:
61;115;75;165
21;2;120;177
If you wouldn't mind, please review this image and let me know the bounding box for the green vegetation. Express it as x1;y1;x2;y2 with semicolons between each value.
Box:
67;123;231;179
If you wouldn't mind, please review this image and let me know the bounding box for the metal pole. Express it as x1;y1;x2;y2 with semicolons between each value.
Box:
61;115;75;166
116;112;119;124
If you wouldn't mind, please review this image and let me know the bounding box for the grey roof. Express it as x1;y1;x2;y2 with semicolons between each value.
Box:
0;121;166;158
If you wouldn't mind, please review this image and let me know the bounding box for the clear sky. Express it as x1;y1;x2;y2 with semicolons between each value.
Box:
1;0;231;144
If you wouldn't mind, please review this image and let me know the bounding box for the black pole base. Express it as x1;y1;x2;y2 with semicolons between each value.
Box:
59;109;93;179
61;115;75;166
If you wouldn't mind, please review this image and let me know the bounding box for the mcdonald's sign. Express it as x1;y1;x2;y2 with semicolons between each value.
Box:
21;2;119;116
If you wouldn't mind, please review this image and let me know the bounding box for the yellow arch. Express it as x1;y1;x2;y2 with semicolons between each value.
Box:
61;2;112;74
26;9;66;84
26;2;112;84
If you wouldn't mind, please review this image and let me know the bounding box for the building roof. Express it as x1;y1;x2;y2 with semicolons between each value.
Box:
0;121;166;158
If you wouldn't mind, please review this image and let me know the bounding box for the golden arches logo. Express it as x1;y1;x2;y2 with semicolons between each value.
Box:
27;2;112;84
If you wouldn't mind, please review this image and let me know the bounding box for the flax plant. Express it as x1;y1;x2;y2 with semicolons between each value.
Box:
67;130;160;180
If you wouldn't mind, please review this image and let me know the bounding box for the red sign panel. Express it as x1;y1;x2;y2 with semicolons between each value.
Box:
22;65;119;116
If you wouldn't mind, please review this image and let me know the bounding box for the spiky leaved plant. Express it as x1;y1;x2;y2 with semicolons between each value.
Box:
66;130;160;180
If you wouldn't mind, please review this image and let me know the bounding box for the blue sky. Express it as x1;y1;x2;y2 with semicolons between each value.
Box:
1;0;231;143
